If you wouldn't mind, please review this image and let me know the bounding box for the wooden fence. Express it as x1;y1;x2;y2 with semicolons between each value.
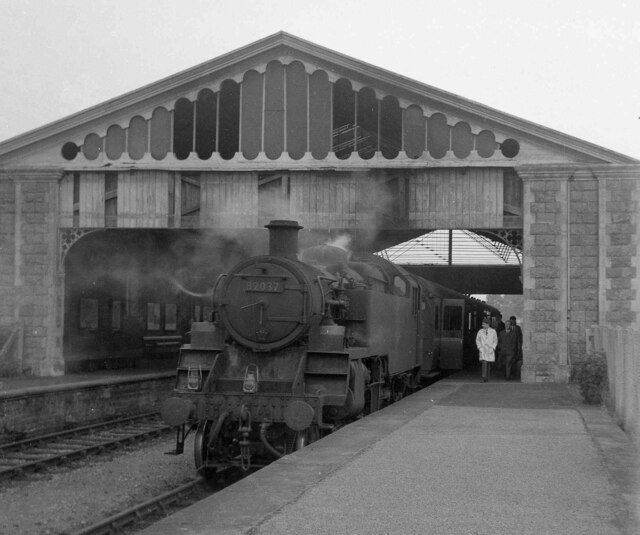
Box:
587;325;640;446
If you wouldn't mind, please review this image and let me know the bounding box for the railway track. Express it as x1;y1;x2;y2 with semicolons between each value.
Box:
69;469;244;535
0;412;172;480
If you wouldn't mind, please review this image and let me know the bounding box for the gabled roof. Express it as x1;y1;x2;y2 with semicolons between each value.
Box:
0;31;636;165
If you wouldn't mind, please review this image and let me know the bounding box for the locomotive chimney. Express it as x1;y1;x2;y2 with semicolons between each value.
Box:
265;220;303;260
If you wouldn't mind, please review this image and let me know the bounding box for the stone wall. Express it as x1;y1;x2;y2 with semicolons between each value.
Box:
0;374;175;441
520;169;570;382
600;170;639;327
0;179;16;326
568;176;600;361
520;164;639;383
0;170;64;377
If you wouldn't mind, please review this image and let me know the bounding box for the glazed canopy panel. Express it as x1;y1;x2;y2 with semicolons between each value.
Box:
60;60;519;164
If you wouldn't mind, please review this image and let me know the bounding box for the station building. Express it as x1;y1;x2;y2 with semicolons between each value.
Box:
0;32;637;382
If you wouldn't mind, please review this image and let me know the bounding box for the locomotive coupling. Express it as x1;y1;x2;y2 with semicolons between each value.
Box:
160;396;194;426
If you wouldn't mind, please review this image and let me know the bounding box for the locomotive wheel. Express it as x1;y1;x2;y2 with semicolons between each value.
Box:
194;420;217;479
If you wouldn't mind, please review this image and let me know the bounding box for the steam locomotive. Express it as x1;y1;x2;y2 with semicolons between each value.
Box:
161;220;499;477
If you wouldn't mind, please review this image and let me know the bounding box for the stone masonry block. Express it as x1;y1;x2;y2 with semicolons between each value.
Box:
606;267;637;278
570;256;598;268
571;288;599;301
570;213;599;224
606;310;636;326
530;245;562;257
531;256;561;268
534;191;558;202
607;245;638;257
608;234;632;246
607;200;635;212
606;223;637;234
610;257;633;268
544;181;561;191
531;267;561;278
610;189;636;201
533;278;560;290
606;179;636;191
532;213;559;224
610;278;632;289
530;223;563;234
569;234;598;246
571;180;598;191
529;181;549;192
611;212;633;224
606;288;637;301
534;235;560;246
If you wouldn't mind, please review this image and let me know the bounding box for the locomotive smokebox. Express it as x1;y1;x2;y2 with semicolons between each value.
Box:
265;220;303;260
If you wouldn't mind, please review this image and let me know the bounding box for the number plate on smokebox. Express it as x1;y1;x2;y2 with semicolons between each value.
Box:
244;279;284;293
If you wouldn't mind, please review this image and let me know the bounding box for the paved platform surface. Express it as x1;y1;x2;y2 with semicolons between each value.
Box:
142;371;639;535
0;369;174;398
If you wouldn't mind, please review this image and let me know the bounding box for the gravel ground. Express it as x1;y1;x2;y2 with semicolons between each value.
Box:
0;432;198;535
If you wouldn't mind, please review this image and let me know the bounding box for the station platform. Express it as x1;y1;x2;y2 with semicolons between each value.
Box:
0;370;175;441
0;369;174;398
142;371;639;535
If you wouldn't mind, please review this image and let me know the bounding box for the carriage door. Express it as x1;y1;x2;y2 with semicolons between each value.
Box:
439;299;465;370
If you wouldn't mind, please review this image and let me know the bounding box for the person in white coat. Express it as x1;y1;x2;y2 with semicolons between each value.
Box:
476;318;498;383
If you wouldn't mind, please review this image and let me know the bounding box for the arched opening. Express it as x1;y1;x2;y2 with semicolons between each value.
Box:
62;229;259;372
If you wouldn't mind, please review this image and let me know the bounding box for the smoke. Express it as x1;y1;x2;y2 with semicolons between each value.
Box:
169;279;213;299
326;234;352;252
65;227;266;300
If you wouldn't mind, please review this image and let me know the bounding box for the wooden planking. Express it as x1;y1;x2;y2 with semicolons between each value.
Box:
200;172;258;228
404;105;425;159
128;116;148;160
78;172;104;227
150;107;171;160
264;61;285;160
64;168;505;231
408;168;503;228
117;171;170;228
286;61;308;160
290;171;358;228
59;173;74;226
309;70;331;159
241;70;263;160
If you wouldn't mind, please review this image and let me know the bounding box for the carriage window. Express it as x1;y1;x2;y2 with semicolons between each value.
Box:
443;305;463;337
434;305;439;330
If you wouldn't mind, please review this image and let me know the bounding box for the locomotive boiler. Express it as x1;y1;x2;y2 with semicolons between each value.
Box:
161;220;498;477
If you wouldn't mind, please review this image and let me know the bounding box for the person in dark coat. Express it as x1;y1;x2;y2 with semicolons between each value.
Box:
498;319;519;380
494;314;506;370
510;315;523;378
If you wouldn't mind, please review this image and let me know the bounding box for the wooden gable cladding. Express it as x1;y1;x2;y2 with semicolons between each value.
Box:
118;171;171;228
59;167;511;232
59;172;105;227
290;171;354;228
409;168;504;228
200;172;258;228
288;168;505;229
58;59;521;166
60;170;173;228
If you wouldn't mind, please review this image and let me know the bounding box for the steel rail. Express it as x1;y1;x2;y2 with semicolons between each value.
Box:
0;413;172;480
68;478;206;535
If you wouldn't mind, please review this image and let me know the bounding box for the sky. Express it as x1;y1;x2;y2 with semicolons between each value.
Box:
1;0;639;160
